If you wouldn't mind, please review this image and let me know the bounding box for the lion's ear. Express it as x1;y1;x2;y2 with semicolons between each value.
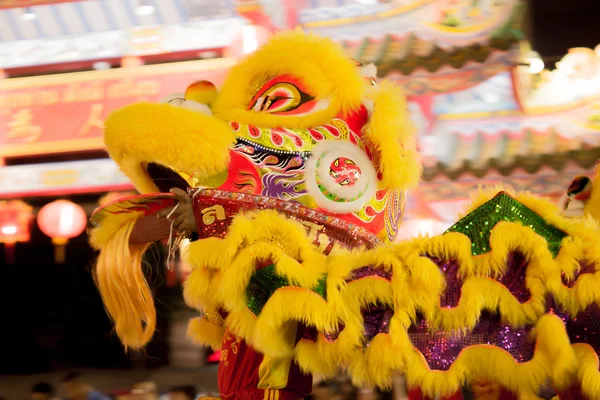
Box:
363;80;421;190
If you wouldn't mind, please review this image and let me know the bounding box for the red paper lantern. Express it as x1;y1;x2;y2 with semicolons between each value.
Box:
37;200;87;263
0;200;33;263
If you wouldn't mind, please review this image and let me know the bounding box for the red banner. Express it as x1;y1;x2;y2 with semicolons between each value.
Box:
0;0;79;8
0;58;234;158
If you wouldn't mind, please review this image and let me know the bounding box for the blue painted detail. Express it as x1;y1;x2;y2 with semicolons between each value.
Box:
149;0;164;24
6;9;24;40
32;15;46;37
73;2;93;32
98;0;117;30
172;0;188;22
50;4;69;35
123;0;140;26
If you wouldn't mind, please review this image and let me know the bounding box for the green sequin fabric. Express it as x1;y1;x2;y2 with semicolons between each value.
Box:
445;192;567;257
246;264;328;316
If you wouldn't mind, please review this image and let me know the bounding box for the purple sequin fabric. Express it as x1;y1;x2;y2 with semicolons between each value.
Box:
497;252;531;303
299;265;394;346
549;295;600;355
300;324;345;343
298;251;599;374
431;257;463;308
429;253;531;308
363;305;393;343
566;303;600;353
409;252;535;370
408;312;535;371
347;265;392;282
352;266;393;345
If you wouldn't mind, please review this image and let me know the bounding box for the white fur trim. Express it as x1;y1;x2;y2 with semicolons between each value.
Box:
182;100;212;115
560;193;585;218
360;63;377;79
305;141;377;214
161;93;212;116
161;93;185;104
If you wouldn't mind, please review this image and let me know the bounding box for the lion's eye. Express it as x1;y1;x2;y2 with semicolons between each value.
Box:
249;75;317;116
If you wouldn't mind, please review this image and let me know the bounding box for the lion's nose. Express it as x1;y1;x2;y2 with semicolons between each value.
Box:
185;80;218;105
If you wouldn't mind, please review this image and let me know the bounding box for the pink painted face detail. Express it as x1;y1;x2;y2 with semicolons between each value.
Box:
329;157;362;187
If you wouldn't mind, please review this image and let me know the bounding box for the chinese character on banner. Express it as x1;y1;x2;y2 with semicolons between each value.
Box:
7;109;42;142
78;103;104;136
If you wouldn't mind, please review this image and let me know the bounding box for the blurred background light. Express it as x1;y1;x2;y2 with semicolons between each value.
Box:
135;1;155;16
20;7;37;21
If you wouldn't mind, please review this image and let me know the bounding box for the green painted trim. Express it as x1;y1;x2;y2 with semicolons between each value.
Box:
246;264;328;316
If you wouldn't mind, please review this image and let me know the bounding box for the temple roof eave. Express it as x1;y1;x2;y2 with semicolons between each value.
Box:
422;147;600;182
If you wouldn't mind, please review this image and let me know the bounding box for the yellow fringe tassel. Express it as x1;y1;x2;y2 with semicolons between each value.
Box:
93;216;155;350
181;191;600;399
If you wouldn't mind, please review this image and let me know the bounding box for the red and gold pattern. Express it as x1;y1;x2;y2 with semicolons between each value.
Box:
230;106;370;154
92;188;383;253
226;97;397;242
191;189;381;252
218;330;311;400
90;193;176;223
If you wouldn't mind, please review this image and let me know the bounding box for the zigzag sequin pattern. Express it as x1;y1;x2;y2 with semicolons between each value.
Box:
184;193;600;399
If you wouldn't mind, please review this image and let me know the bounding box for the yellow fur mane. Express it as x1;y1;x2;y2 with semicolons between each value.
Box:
183;191;600;398
89;30;600;399
91;30;421;351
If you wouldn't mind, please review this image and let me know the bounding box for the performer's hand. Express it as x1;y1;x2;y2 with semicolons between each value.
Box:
157;187;197;238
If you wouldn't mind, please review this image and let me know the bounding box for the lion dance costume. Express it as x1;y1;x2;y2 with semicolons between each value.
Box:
90;32;600;400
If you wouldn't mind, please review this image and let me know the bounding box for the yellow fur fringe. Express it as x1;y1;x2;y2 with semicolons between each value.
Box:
187;315;225;350
104;102;235;193
182;191;600;399
573;343;600;399
89;211;142;250
93;217;155;350
363;80;421;189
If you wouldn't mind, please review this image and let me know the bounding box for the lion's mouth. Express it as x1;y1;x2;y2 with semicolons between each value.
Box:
145;162;190;193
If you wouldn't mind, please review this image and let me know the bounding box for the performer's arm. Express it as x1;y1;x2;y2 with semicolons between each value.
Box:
157;187;198;239
129;187;198;244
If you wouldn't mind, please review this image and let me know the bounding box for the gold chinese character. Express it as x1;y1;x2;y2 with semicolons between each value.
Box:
231;337;241;355
201;205;226;225
301;221;330;253
220;349;228;367
7;109;41;142
78;103;104;136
